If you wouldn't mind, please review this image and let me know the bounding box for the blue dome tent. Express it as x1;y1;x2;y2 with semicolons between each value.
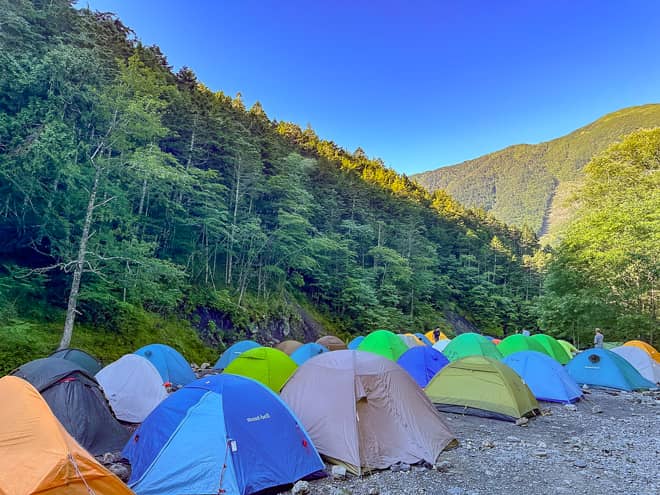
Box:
214;340;261;370
291;343;329;365
123;374;324;495
134;344;195;387
347;336;365;350
396;346;449;388
565;348;656;391
502;351;582;403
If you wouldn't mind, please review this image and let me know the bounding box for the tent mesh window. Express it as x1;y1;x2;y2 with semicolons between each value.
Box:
588;354;601;364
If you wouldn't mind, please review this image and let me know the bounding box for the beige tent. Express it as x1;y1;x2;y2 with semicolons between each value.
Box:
316;335;347;351
274;340;304;355
0;376;134;495
281;350;455;474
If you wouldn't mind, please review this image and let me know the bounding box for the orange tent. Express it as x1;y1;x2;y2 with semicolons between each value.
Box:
623;340;660;363
425;330;449;344
0;376;134;495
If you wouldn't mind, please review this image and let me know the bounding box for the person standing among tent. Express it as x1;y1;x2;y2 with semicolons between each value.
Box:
433;328;441;341
522;329;531;337
594;328;604;349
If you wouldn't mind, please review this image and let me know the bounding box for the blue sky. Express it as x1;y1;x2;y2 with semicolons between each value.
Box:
80;1;660;175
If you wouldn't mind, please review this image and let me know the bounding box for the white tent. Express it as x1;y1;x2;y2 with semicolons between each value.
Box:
611;346;660;384
96;354;168;423
433;339;451;353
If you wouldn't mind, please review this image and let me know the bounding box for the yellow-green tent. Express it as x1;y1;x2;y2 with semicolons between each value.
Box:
558;339;578;356
425;356;539;422
224;347;297;392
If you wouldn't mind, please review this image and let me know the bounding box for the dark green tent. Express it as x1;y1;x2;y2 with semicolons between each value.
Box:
49;348;103;375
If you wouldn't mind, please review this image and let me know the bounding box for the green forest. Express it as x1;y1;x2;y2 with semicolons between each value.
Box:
0;1;656;372
413;104;660;240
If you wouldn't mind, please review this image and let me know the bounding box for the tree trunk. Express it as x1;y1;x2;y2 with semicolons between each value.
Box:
138;178;148;216
186;122;196;170
226;159;241;285
60;165;101;349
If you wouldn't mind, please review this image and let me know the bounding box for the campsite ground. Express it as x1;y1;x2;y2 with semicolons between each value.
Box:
283;389;659;495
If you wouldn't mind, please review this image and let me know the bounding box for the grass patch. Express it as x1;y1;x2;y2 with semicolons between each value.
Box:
0;306;217;375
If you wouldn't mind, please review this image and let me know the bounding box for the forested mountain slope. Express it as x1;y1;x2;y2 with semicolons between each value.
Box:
413;104;660;239
0;0;544;369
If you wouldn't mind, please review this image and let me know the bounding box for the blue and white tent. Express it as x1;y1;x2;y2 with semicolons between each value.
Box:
214;340;261;370
123;374;324;495
565;348;656;391
134;344;195;387
291;343;329;365
397;346;449;388
502;351;582;403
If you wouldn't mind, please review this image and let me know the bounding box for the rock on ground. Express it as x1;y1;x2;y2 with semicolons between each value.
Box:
279;389;659;495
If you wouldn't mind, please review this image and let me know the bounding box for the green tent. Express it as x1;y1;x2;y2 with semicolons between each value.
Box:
558;339;578;356
530;335;571;364
441;333;503;362
497;335;550;358
425;356;539;421
224;347;297;392
357;330;409;361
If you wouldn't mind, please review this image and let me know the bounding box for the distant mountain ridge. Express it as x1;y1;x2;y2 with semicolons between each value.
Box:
412;104;660;241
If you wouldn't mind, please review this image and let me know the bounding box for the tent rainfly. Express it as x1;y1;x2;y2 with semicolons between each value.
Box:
281;350;455;474
96;354;168;423
0;376;135;495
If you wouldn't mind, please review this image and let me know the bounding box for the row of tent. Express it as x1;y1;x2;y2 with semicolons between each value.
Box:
215;331;658;399
2;330;658;495
3;344;459;494
8;343;200;457
124;351;457;495
212;330;657;423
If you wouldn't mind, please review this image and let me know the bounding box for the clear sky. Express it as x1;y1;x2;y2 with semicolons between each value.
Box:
80;0;660;175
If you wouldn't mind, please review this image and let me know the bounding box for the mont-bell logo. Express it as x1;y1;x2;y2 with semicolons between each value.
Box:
246;412;271;422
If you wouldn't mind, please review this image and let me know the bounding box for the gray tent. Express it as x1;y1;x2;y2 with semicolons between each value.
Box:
96;354;168;423
12;358;130;455
281;350;455;474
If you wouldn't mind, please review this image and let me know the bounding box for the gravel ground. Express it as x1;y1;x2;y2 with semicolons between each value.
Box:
283;389;659;495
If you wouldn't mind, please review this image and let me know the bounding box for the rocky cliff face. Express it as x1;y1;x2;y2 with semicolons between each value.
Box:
193;301;326;349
